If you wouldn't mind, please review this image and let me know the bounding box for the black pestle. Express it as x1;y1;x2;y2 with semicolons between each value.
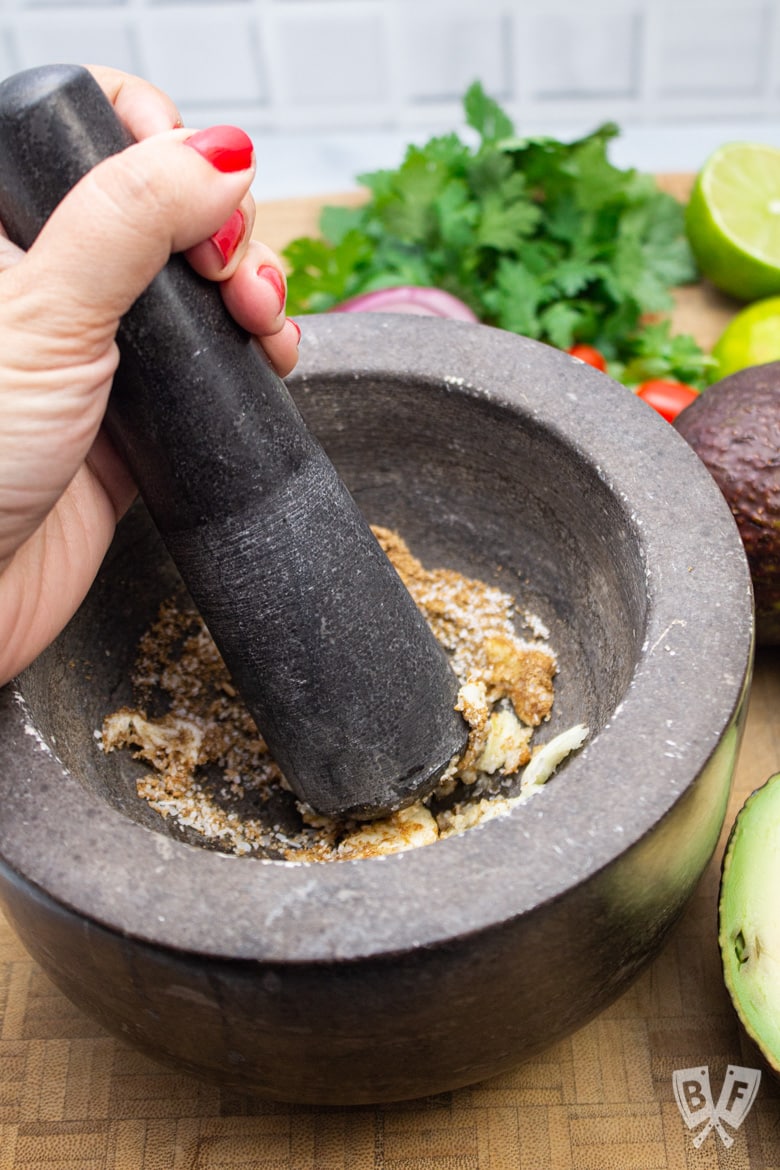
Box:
0;64;468;820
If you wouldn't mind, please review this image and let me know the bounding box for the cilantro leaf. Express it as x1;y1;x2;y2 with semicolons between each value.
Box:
464;81;515;143
484;260;545;336
549;255;602;298
319;204;367;245
539;302;586;350
283;230;374;314
476;188;541;251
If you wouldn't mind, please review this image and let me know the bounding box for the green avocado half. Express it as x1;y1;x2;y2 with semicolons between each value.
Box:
719;772;780;1070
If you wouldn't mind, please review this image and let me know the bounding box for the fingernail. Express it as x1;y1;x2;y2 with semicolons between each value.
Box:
258;264;286;314
289;319;301;344
211;208;245;265
185;125;254;173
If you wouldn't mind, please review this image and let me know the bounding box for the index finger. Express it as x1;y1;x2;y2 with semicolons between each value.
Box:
86;64;182;140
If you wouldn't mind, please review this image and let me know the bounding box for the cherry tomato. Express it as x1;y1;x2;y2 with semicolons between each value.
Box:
567;343;607;372
635;379;698;423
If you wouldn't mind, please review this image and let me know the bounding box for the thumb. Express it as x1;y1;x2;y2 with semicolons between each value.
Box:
0;125;254;557
5;125;255;359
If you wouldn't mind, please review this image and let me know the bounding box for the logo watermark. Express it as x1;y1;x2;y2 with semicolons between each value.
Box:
673;1065;761;1147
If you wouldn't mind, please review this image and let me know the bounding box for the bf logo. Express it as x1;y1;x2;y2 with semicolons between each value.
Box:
673;1065;761;1147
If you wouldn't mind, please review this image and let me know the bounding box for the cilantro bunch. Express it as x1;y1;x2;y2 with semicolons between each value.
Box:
284;83;713;388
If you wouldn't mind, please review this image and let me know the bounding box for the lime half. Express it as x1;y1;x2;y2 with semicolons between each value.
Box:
711;295;780;378
686;142;780;302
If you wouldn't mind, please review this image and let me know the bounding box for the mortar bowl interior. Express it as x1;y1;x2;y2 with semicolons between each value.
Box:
0;315;753;1104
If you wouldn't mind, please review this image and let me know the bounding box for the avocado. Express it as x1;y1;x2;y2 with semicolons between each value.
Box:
719;773;780;1072
674;364;780;644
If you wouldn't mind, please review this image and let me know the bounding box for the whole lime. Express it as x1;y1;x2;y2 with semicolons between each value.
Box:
711;296;780;379
686;142;780;302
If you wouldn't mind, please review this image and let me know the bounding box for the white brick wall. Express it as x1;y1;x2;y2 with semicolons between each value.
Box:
2;0;780;197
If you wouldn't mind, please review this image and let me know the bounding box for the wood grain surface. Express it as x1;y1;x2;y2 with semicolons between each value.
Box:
2;179;780;1170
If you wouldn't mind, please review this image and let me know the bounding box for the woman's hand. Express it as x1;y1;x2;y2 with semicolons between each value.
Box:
0;66;300;685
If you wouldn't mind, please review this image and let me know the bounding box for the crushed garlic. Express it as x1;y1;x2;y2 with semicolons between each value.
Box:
99;529;586;861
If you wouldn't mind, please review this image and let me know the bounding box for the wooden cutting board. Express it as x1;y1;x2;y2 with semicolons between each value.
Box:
1;179;779;1170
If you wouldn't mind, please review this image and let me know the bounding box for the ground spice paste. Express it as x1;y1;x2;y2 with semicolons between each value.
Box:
99;528;587;861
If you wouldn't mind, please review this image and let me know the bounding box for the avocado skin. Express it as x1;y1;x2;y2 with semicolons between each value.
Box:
675;364;780;644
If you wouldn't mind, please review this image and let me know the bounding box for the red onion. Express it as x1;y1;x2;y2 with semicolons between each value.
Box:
330;285;478;322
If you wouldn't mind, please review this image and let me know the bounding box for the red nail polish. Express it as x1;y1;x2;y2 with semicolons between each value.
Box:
258;264;286;314
211;208;245;265
186;125;254;173
289;319;301;344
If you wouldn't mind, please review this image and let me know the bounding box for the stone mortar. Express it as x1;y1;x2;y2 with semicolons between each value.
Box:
0;315;754;1104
